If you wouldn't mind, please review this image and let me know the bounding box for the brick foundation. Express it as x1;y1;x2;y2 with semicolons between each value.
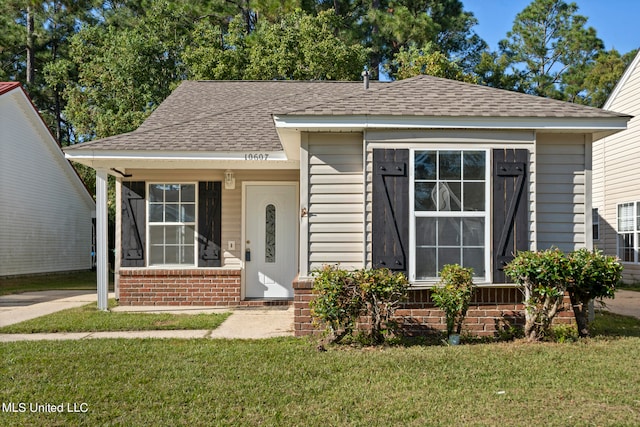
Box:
292;277;574;338
118;268;291;307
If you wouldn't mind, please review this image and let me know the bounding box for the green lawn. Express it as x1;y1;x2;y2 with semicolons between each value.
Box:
1;312;640;426
0;300;230;333
0;271;108;296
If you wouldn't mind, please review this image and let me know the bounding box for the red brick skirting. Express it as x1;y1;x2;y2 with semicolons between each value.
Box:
292;277;574;338
118;269;291;307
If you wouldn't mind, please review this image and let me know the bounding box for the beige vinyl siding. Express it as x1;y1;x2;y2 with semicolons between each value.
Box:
117;169;297;270
594;54;640;282
535;134;588;252
0;90;94;276
305;133;364;271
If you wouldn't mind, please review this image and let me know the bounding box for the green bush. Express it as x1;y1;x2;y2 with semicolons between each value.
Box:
355;268;409;344
309;265;362;343
503;248;569;341
310;266;408;345
566;248;622;337
505;248;623;341
431;264;476;337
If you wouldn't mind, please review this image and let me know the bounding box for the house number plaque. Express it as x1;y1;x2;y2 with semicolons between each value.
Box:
244;153;270;161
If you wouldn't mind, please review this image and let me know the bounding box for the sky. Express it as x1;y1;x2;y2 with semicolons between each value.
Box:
463;0;640;55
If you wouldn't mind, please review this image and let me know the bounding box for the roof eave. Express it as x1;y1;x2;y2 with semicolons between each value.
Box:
64;149;298;172
273;114;630;135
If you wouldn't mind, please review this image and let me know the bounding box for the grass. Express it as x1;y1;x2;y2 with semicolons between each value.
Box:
619;282;640;292
2;336;640;426
0;270;110;296
1;312;640;426
0;299;230;333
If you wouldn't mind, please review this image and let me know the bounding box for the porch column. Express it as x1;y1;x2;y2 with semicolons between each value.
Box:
96;169;109;311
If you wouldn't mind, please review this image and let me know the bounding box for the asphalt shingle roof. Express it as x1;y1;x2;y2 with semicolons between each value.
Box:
0;82;21;96
65;76;629;153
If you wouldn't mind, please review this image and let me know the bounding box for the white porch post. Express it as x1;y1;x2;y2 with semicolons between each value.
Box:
96;169;109;311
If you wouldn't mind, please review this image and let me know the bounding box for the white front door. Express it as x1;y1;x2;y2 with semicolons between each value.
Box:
245;183;297;299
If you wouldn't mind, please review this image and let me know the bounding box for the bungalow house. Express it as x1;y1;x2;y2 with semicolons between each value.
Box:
1;82;95;277
593;50;640;283
64;76;629;336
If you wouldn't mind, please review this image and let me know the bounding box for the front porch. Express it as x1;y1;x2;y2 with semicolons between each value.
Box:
118;268;292;307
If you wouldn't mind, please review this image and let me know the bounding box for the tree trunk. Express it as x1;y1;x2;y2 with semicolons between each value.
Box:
26;6;35;84
570;293;590;338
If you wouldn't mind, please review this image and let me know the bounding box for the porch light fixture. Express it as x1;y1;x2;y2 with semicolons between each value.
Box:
224;169;235;190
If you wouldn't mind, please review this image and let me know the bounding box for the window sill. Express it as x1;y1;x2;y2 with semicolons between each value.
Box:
409;281;516;289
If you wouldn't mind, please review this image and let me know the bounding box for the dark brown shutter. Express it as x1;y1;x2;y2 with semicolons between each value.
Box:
121;181;146;267
372;149;409;273
493;149;528;283
198;181;222;267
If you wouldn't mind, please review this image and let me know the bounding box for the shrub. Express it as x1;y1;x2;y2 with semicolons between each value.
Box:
310;266;408;345
309;265;362;343
566;249;622;337
355;268;409;344
503;248;569;341
505;248;623;341
431;264;476;337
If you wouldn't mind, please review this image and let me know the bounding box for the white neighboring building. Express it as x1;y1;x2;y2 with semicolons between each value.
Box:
593;51;640;283
0;82;95;277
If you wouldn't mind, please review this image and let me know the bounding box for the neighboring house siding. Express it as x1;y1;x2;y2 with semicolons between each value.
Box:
0;90;94;276
304;133;365;271
593;54;640;282
535;134;589;252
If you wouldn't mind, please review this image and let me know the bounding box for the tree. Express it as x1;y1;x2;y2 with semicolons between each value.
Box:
564;48;638;107
62;1;213;141
499;0;604;100
185;10;368;81
388;42;477;82
0;0;100;144
245;9;367;80
364;0;486;78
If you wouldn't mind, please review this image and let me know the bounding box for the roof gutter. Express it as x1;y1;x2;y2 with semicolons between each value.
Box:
273;114;630;138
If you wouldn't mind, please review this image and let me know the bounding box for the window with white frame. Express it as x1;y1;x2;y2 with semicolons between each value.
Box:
411;150;489;280
148;183;196;266
617;202;639;263
592;208;600;241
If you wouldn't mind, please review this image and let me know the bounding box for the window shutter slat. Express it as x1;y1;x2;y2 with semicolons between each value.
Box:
372;149;409;273
198;181;222;267
121;181;146;267
492;149;528;283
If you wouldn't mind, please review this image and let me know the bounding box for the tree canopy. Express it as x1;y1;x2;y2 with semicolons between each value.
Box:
1;0;636;149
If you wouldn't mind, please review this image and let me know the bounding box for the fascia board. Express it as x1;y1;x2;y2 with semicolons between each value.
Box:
64;150;289;161
273;114;630;133
64;150;299;172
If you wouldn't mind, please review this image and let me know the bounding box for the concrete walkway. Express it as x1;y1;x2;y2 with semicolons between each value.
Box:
0;291;294;342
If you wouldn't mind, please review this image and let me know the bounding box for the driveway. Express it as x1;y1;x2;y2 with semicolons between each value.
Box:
601;290;640;319
0;290;93;307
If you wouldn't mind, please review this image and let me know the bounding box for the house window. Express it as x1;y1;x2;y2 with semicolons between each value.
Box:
592;208;600;241
618;202;639;263
412;150;489;280
148;183;196;266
